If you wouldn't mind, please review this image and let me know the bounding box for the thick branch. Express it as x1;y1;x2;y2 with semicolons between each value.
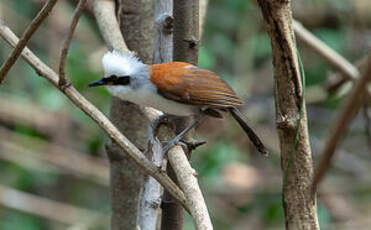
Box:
0;0;58;84
92;0;128;53
0;23;189;213
59;0;87;87
173;0;199;64
161;0;201;229
153;0;173;64
312;54;371;193
136;0;173;229
93;1;152;229
257;1;319;229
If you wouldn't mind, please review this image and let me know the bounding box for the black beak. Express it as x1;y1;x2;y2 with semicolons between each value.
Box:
88;79;106;87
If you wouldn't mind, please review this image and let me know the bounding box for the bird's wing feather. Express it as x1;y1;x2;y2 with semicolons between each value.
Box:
150;63;243;107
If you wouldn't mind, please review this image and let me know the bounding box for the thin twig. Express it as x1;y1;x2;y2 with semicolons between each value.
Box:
58;0;87;87
69;0;95;17
312;54;371;194
0;0;58;84
325;54;371;97
0;23;190;213
293;20;360;81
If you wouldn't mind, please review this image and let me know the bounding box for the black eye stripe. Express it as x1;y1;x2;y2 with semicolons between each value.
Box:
106;75;130;85
116;76;130;85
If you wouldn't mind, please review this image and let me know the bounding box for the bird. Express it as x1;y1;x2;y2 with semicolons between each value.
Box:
89;50;268;155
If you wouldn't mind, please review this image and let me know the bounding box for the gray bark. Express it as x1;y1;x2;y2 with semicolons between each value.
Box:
136;1;173;228
161;0;200;230
107;1;154;229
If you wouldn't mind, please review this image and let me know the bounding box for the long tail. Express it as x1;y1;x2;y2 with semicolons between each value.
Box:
229;107;268;156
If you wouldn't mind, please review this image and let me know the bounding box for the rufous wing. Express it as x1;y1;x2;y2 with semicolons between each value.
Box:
150;63;243;108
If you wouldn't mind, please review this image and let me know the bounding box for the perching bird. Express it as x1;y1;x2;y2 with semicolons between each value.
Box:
89;50;267;155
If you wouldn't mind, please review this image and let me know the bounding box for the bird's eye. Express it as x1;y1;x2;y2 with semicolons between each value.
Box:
116;76;130;85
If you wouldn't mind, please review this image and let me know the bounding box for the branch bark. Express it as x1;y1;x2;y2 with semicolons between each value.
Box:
93;0;148;228
161;0;200;229
312;54;371;194
136;0;173;229
0;0;58;84
173;0;199;65
92;0;128;53
102;0;156;229
168;146;213;230
256;1;319;229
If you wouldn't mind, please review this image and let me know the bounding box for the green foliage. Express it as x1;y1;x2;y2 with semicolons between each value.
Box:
317;202;331;229
193;142;246;185
260;194;285;226
0;211;46;230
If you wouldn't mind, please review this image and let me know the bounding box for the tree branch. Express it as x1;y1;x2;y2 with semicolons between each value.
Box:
199;0;208;37
312;54;371;194
58;0;87;87
137;109;166;230
92;0;128;53
160;0;202;229
293;20;360;81
0;23;189;213
136;0;173;229
0;0;58;84
168;146;213;230
257;1;319;229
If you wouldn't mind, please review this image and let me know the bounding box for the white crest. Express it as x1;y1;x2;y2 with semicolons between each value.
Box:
102;50;148;78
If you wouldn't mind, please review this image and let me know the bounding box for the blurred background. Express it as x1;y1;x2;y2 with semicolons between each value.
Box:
0;0;370;229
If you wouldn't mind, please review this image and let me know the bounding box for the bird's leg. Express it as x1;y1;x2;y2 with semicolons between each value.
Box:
178;140;207;152
146;114;171;157
161;119;200;154
148;114;174;140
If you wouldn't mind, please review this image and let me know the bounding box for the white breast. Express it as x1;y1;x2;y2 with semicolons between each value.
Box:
106;84;198;117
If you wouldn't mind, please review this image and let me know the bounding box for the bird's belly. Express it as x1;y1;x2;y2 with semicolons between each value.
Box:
128;89;197;116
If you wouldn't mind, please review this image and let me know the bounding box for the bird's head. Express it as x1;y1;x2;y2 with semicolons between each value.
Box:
88;50;150;98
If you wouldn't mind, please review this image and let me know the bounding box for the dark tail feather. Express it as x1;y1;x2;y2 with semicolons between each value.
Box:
229;107;268;156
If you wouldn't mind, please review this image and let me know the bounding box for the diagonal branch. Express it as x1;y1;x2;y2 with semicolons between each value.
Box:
0;0;58;84
58;0;87;87
0;23;189;213
293;20;360;81
168;146;213;230
312;54;371;194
